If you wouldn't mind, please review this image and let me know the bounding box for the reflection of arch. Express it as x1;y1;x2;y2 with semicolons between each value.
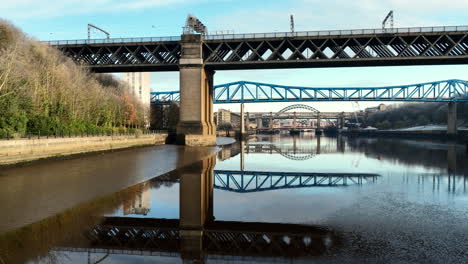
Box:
275;104;320;117
273;145;315;161
247;143;317;161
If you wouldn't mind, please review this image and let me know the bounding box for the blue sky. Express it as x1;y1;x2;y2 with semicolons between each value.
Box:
2;0;467;112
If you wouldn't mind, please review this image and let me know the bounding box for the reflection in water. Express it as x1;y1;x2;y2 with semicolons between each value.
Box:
123;182;151;216
1;134;468;263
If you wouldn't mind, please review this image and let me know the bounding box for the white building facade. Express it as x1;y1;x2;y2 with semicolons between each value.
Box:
123;72;151;106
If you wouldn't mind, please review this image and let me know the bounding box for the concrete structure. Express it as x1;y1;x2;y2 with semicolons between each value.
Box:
176;35;216;146
0;134;167;166
240;103;245;135
123;72;151;106
447;102;457;136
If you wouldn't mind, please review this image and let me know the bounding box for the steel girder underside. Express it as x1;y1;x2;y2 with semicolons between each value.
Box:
202;31;468;70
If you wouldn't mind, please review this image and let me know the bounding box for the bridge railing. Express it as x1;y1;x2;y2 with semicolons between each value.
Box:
47;36;182;45
46;25;468;45
0;130;167;141
205;25;468;40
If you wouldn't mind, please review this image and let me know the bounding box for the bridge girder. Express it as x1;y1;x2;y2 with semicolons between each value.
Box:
151;79;468;104
50;26;468;72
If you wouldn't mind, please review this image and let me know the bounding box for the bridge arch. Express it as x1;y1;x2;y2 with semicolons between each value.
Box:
275;104;320;117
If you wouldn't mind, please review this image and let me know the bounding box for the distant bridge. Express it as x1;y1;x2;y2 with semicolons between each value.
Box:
151;79;468;104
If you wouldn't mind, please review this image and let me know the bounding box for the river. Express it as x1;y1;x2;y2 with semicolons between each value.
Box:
0;133;467;263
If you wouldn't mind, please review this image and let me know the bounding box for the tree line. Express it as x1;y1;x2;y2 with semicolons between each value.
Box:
0;20;147;138
366;102;468;130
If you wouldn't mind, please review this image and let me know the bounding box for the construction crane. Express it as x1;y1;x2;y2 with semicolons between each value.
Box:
351;101;361;125
87;24;110;40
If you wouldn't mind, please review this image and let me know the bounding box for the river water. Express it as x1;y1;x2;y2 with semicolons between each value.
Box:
0;134;467;263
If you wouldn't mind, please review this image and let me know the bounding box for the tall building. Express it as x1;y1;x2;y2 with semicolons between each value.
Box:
123;72;151;106
214;109;241;128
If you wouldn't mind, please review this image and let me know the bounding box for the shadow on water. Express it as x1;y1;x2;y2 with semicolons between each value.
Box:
1;134;468;263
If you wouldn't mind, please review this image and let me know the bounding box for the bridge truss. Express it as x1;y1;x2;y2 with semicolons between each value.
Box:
214;170;380;193
151;79;468;105
56;217;337;259
49;25;468;72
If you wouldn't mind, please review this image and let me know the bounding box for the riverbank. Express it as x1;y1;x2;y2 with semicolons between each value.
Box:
0;133;168;166
0;144;219;234
341;128;468;142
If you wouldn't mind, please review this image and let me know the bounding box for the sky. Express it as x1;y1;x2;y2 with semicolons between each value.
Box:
1;0;467;112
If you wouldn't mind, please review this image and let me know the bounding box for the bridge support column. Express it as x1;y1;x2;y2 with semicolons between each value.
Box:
176;34;216;146
237;103;246;139
447;102;457;136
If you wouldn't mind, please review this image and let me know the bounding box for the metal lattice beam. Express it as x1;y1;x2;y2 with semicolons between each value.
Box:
56;217;338;258
48;25;468;72
214;170;380;193
151;79;468;104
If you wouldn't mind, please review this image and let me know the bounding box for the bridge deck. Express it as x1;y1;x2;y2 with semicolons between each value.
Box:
49;25;468;72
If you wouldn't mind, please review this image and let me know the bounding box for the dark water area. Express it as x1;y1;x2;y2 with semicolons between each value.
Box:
1;134;467;263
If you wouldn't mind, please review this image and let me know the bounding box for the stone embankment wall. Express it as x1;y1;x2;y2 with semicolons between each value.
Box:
0;134;167;166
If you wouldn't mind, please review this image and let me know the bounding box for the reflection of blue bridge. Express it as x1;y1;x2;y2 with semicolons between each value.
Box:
214;170;379;193
151;79;468;105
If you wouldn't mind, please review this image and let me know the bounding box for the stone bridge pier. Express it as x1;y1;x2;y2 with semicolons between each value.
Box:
176;34;216;146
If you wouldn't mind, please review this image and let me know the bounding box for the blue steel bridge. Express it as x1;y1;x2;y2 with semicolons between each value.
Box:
157;170;380;193
150;79;468;105
214;170;379;193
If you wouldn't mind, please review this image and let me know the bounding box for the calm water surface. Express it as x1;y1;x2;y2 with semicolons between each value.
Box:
1;134;467;263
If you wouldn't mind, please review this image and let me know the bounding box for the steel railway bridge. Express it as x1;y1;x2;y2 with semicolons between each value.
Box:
49;25;468;72
49;19;468;145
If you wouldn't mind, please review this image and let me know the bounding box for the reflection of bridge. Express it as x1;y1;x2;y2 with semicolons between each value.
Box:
156;170;380;193
57;217;339;259
246;143;321;160
417;174;467;195
214;170;380;193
